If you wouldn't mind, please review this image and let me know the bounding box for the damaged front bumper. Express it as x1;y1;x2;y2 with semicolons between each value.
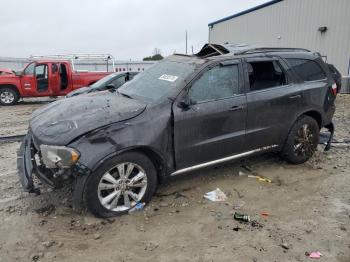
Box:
17;133;89;193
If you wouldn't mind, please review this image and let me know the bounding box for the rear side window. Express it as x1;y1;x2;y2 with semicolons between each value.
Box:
188;65;239;102
247;60;287;91
287;58;326;81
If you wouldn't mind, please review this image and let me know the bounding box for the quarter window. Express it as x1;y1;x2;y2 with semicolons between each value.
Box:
188;65;239;102
287;58;326;81
24;63;35;75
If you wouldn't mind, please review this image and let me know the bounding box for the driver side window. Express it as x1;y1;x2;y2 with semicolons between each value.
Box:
188;65;239;102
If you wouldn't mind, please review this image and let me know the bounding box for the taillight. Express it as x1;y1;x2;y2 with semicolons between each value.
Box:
331;83;337;96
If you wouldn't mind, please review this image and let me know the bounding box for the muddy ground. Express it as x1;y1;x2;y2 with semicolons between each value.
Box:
0;96;349;262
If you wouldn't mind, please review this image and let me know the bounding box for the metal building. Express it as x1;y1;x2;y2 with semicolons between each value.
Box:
208;0;350;79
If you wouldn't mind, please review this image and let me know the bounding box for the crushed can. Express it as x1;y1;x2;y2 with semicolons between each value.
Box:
234;212;250;222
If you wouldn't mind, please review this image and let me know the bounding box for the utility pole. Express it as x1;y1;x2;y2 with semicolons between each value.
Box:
185;31;188;55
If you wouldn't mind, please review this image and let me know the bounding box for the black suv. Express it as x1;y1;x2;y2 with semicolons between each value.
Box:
18;44;338;217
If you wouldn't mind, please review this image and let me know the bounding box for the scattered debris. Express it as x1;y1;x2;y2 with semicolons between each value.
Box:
93;233;101;240
128;202;145;213
233;188;244;199
308;251;323;259
210;211;223;221
233;226;242;231
280;238;290;250
234;212;250;222
38;219;48;226
35;204;55;217
174;192;187;199
144;241;159;251
261;212;269;217
248;175;272;183
31;253;44;261
232;201;246;210
204;188;227;202
250;220;264;228
42;241;56;248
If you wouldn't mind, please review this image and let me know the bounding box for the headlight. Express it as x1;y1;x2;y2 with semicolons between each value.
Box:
40;145;80;168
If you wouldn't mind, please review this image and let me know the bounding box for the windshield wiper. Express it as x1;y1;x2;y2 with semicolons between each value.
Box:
117;90;134;99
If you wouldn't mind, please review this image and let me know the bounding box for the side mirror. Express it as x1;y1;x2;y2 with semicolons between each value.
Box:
177;96;194;109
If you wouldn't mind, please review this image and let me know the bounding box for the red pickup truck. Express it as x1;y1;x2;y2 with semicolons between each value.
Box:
0;60;112;105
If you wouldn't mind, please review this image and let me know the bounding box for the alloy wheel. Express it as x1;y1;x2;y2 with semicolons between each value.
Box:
0;91;15;104
293;124;315;157
97;162;148;212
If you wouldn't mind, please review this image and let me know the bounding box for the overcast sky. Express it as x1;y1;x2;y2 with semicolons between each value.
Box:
0;0;269;61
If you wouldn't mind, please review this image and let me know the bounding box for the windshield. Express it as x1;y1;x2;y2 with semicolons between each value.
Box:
90;73;118;88
118;59;196;103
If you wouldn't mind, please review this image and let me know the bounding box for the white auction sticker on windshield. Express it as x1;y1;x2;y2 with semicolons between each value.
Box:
158;74;178;82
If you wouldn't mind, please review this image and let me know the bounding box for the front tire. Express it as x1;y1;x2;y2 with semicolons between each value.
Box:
0;87;20;106
84;151;158;218
281;116;319;164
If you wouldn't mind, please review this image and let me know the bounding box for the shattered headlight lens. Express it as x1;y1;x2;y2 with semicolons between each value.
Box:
40;145;80;168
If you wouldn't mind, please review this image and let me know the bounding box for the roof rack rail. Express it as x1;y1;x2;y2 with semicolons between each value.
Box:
235;47;311;55
29;54;115;71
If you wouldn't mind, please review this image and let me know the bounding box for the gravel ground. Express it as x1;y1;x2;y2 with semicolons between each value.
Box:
0;96;349;262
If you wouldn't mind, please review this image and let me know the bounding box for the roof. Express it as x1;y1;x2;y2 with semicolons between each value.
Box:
194;43;310;59
208;0;283;27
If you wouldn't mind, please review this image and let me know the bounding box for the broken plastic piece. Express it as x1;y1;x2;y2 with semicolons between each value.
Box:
248;175;272;183
128;202;145;213
261;211;269;217
204;188;227;202
309;251;323;259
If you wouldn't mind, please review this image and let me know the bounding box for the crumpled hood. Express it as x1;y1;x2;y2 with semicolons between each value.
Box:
30;92;146;145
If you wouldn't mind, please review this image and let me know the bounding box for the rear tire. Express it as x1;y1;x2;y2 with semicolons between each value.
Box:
0;87;20;106
281;116;319;164
84;151;158;218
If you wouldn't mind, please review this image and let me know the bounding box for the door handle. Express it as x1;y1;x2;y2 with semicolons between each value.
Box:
289;94;301;100
229;105;244;111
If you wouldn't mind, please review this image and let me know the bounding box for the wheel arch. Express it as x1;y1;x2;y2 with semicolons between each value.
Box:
300;110;322;129
0;84;21;96
122;146;166;182
90;145;167;183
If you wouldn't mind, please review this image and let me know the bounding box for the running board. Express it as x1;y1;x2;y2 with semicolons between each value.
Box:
170;145;278;176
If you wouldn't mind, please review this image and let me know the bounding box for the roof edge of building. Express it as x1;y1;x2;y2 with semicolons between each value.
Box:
208;0;284;27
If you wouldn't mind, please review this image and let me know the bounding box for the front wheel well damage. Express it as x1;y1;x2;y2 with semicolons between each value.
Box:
126;147;165;183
